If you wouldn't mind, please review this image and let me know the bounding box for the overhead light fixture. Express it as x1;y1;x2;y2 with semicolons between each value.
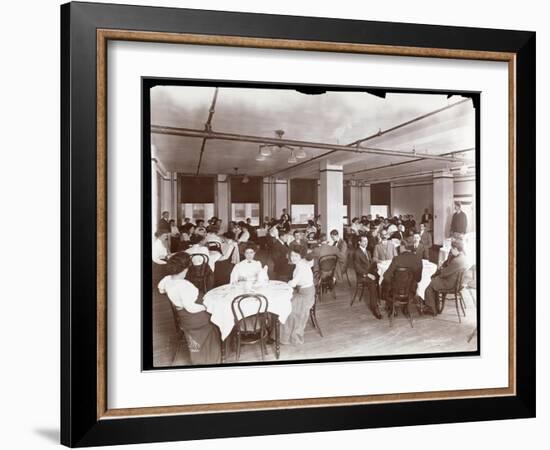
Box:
458;164;469;175
260;145;272;157
242;175;250;183
255;150;266;161
258;129;303;164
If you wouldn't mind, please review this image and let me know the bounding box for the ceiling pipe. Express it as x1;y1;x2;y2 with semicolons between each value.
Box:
151;125;468;163
266;98;471;177
195;87;219;175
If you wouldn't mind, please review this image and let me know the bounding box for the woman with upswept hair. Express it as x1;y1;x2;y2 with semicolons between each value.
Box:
158;253;221;365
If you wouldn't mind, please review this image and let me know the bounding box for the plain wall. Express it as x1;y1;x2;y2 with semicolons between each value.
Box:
391;181;434;223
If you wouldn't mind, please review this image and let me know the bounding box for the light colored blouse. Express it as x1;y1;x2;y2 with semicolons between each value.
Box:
288;260;314;289
152;238;168;264
158;275;205;313
230;259;264;284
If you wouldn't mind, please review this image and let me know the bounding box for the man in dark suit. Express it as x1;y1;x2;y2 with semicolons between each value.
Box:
381;237;422;314
289;229;308;254
353;235;382;319
450;201;468;236
308;233;339;272
157;211;171;234
329;229;348;282
412;232;428;260
421;208;433;225
391;224;406;242
269;227;291;281
424;239;469;315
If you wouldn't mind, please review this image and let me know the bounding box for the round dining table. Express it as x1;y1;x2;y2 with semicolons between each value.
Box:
203;280;294;350
376;258;438;298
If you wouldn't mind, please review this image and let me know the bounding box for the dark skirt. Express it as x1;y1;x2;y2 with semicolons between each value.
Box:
280;285;316;345
177;308;221;365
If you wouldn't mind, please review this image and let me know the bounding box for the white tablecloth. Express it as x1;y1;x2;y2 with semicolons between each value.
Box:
377;259;437;298
203;280;293;341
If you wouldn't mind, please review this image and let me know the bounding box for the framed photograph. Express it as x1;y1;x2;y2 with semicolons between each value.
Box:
61;1;535;447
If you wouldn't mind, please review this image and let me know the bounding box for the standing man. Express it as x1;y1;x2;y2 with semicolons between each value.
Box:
450;201;468;237
353;235;382;319
157;211;171;235
373;230;398;261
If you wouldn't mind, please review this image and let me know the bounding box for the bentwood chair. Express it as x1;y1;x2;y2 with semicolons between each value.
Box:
388;267;415;328
435;269;468;323
206;241;222;254
187;253;210;293
317;254;338;301
230;294;270;361
310;285;324;337
162;295;189;364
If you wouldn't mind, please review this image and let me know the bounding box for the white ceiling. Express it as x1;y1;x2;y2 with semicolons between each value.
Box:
150;85;475;182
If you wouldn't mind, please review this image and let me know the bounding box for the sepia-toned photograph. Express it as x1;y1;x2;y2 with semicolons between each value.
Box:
144;80;479;369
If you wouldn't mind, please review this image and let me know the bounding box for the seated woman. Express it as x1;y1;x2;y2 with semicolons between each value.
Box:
280;248;316;345
152;230;171;288
230;244;268;284
305;220;318;239
158;254;221;365
184;234;214;292
177;223;195;252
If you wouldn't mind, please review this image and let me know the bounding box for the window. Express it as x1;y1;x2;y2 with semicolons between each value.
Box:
181;203;215;224
231;203;260;225
291;204;315;225
370;205;389;218
342;204;349;225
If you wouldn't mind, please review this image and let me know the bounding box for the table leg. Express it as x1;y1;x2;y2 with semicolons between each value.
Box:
275;316;280;360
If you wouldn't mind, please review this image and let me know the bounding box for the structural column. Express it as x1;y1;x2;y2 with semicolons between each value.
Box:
432;170;454;245
319;161;344;237
360;183;371;216
273;178;288;220
216;174;229;233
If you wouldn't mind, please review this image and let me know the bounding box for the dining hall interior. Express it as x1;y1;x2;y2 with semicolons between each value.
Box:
149;84;478;368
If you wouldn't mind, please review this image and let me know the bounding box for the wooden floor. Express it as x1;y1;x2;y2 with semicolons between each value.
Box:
153;268;478;367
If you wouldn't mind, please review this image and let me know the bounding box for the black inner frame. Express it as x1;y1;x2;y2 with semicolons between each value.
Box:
61;2;535;447
141;77;482;371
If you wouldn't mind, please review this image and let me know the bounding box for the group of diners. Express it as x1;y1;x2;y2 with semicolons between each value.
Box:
153;203;470;365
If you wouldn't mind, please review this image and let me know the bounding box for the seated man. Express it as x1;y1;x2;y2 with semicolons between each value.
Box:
381;237;422;315
269;227;292;282
412;232;428;260
289;229;308;254
373;230;398;261
329;229;348;282
353;235;382;319
419;222;433;255
308;233;339;273
423;239;468;315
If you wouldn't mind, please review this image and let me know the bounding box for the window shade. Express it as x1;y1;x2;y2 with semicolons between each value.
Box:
290;179;317;205
230;176;261;203
180;176;215;203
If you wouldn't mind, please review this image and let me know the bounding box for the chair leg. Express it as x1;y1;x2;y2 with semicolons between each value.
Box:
345;269;352;288
235;332;241;361
459;293;466;316
310;306;324;337
455;296;462;323
351;282;364;306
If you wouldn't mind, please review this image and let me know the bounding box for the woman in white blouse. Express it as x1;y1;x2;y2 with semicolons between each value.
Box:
230;245;268;284
158;253;221;365
280;248;316;345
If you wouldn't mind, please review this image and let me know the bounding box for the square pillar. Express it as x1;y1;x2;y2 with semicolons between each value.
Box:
262;177;274;222
319;161;343;237
433;170;454;245
274;179;288;220
216;174;229;233
361;184;371;216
